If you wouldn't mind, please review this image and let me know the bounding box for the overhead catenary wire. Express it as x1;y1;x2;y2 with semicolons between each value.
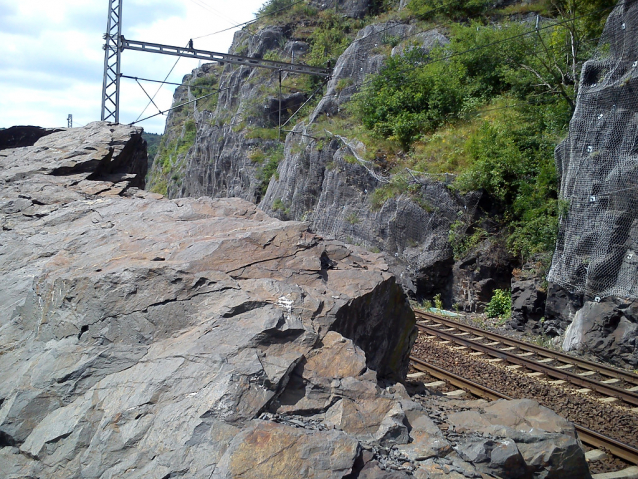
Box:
185;0;239;26
130;87;230;126
193;0;307;40
134;54;183;123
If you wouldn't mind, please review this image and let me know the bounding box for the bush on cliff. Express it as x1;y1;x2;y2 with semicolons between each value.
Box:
352;1;610;260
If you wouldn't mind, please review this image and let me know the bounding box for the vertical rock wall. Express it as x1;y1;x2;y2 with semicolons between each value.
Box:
546;0;638;367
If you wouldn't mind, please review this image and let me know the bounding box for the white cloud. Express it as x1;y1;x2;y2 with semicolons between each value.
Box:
0;0;266;133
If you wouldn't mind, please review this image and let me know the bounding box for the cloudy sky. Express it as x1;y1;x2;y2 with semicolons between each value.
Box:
0;0;266;133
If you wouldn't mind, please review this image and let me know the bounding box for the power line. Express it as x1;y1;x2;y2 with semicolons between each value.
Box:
193;0;306;40
130;87;230;126
134;42;189;123
185;0;239;26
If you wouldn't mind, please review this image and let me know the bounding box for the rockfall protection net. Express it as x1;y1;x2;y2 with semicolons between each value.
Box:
548;0;638;299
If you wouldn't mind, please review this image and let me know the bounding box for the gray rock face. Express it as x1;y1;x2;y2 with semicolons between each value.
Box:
311;24;448;120
563;298;638;367
0;125;63;150
549;0;638;301
510;259;549;333
260;126;478;297
447;399;591;479
308;0;372;18
0;122;410;477
545;0;638;363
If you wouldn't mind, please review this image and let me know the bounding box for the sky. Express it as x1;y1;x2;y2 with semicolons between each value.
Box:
0;0;266;133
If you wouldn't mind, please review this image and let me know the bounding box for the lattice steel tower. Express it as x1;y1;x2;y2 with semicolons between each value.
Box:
101;0;123;123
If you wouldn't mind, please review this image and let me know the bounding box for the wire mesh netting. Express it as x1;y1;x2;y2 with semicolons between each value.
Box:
548;0;638;299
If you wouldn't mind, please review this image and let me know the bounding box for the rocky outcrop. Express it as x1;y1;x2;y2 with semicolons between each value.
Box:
509;258;549;332
446;399;591;479
544;0;638;363
0;125;64;151
308;0;371;18
549;0;638;300
563;298;638;368
0;123;591;478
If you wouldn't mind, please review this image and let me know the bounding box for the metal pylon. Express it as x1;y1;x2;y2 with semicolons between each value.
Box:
101;0;123;123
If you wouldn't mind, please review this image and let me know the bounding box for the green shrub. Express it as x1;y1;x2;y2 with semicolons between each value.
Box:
257;0;295;17
448;220;487;260
272;198;286;211
485;289;511;318
257;144;285;197
345;212;360;225
407;0;493;19
433;293;443;310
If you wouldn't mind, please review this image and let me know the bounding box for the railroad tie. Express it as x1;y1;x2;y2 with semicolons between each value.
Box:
601;378;621;384
406;372;427;380
537;358;554;363
576;388;592;394
585;449;609;462
506;365;523;371
423;381;447;388
469;352;484;356
500;346;516;351
443;389;467;398
485;341;501;346
626;385;638;392
549;380;567;385
517;352;534;357
578;371;596;376
591;465;638;479
526;372;545;378
455;332;470;336
556;363;575;369
599;397;619;404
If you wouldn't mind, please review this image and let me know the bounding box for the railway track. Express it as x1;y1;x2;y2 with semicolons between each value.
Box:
415;310;638;408
409;356;638;467
409;309;638;471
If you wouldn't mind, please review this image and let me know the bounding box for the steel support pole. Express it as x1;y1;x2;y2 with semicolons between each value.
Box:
278;70;282;142
101;0;123;123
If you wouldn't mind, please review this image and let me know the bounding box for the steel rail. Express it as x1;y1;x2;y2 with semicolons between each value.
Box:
417;322;638;407
415;310;638;387
410;356;638;465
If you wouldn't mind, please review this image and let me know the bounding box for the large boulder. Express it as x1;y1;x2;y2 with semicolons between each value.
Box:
0;122;418;477
447;399;591;479
563;298;638;368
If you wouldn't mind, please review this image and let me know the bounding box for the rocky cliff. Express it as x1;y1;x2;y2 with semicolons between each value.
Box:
147;1;511;309
539;0;638;368
0;123;591;478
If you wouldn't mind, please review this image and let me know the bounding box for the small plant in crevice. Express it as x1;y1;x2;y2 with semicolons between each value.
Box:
345;212;360;225
485;289;511;319
433;293;443;310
